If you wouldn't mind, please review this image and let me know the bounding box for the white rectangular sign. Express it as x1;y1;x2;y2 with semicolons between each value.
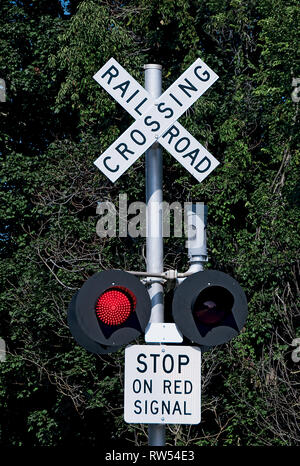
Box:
155;58;218;137
93;58;218;182
93;58;153;120
124;345;201;425
159;121;219;183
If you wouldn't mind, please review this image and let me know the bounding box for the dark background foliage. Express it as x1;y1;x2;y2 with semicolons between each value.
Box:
0;0;299;447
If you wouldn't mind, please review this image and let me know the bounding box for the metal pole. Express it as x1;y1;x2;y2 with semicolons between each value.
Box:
144;63;165;447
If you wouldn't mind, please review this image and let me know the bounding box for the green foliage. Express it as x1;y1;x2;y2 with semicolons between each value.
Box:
0;0;299;447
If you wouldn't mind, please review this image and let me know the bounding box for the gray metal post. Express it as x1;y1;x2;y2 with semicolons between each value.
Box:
144;64;165;446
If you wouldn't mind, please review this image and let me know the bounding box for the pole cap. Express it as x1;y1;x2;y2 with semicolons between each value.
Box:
144;64;162;70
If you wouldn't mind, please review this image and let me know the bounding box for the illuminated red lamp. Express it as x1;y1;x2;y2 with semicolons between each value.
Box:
68;270;151;354
95;287;136;326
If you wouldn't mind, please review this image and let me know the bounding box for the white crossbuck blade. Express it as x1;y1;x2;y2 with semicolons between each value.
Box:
93;58;219;183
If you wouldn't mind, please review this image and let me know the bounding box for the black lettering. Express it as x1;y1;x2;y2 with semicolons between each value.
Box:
162;125;180;144
195;156;211;173
134;97;149;116
144;379;152;393
130;129;146;145
174;380;182;394
175;137;190;153
103;156;119;173
157;102;174;119
178;355;189;373
113;80;130;98
172;401;182;415
163;380;172;394
133;379;141;393
162;400;171;414
134;400;142;414
182;148;199;166
185;381;193;394
150;353;160;373
162;354;174;373
126;89;139;103
115;143;134;161
169;92;183;107
136;353;147;373
184;401;192;415
178;78;197;97
150;400;159;415
144;115;160;132
101;65;119;84
194;65;210;82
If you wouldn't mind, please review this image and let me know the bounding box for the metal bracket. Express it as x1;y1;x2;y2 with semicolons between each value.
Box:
145;323;183;343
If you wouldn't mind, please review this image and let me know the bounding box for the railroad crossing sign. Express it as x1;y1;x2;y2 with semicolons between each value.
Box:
124;345;201;425
93;58;219;183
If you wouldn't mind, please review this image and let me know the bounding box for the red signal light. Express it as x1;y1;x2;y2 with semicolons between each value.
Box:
68;270;151;354
95;287;136;326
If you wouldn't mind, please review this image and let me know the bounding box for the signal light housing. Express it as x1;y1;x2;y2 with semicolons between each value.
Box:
68;270;151;354
68;293;121;355
172;270;248;347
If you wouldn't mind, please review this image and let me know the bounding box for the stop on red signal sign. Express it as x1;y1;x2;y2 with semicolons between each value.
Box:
124;345;201;425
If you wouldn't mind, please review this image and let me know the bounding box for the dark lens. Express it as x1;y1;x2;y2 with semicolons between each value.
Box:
193;286;234;325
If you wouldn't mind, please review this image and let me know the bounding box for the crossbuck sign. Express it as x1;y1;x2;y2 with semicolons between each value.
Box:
93;58;219;183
